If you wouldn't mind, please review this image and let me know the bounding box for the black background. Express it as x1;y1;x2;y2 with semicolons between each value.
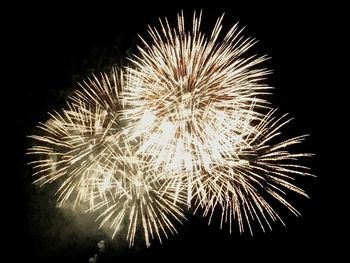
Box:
8;1;344;262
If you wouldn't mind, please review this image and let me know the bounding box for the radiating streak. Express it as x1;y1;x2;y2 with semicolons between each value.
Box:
28;12;313;246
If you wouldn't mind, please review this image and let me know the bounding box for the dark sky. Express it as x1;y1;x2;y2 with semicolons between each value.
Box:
9;1;343;262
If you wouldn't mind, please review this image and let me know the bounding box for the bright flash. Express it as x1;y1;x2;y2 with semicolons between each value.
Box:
28;12;313;247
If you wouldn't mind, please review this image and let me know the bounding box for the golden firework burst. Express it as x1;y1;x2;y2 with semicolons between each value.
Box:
28;12;313;247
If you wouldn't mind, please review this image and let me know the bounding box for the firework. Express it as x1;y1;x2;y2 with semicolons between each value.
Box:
28;71;123;208
192;110;312;234
28;12;313;246
123;12;272;205
95;136;186;247
122;12;312;229
28;69;186;246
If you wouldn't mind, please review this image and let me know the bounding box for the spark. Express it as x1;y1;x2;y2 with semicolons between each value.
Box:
95;136;186;247
28;69;186;246
27;12;313;246
123;11;272;204
192;110;313;234
122;11;313;230
27;70;124;208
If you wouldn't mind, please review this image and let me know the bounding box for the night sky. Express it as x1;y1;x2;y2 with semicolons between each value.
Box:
9;1;343;262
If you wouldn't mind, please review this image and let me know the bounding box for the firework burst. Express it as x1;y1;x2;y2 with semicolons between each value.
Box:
28;12;313;246
122;12;312;227
123;12;273;204
193;110;313;234
27;70;124;208
95;136;186;247
28;69;186;246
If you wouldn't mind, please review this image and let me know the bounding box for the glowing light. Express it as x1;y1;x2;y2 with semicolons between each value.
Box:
123;11;272;203
193;110;313;233
96;140;186;247
28;69;186;247
140;110;155;127
28;12;313;247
